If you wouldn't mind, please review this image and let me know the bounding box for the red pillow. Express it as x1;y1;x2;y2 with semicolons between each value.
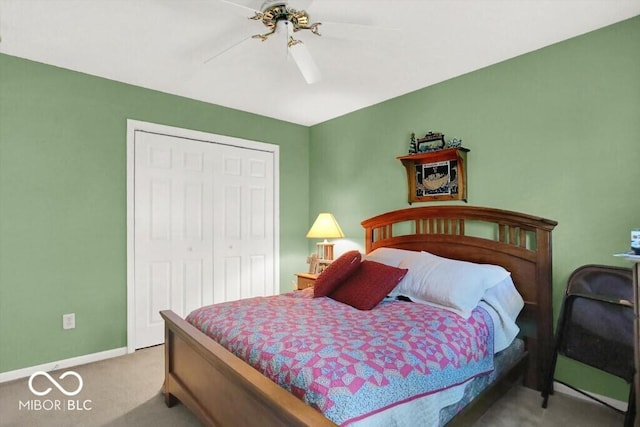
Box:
313;250;362;297
330;260;408;310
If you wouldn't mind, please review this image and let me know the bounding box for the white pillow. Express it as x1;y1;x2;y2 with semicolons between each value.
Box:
396;251;511;318
364;247;418;267
365;248;422;298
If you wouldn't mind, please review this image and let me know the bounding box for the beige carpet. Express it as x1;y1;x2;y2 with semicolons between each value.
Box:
0;345;624;426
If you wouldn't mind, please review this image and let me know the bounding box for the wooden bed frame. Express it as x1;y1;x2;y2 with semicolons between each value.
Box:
160;206;557;426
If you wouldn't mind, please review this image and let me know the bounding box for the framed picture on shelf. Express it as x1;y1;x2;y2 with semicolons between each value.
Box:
306;253;332;274
397;147;469;204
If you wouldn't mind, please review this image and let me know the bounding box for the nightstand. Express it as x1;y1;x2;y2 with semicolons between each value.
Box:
295;273;318;290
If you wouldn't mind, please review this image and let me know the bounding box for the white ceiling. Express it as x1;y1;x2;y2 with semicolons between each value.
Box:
1;0;639;126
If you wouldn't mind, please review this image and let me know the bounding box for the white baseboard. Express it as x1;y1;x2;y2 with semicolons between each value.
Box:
553;381;628;412
0;347;128;384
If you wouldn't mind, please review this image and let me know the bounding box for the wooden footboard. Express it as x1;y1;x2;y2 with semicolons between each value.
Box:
160;310;336;427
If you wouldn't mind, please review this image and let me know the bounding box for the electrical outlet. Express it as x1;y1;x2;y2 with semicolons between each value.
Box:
63;313;75;330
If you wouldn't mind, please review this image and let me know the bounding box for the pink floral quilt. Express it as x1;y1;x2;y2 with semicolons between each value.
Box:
186;290;494;426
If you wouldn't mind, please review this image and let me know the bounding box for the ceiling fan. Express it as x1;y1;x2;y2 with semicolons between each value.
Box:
208;0;325;84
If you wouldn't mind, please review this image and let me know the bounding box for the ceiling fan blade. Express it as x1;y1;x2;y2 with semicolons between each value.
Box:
319;21;401;43
220;0;314;14
289;39;321;84
290;0;314;11
217;0;262;13
284;21;320;84
203;34;253;64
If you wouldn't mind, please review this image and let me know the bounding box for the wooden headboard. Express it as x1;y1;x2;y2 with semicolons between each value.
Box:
361;206;557;390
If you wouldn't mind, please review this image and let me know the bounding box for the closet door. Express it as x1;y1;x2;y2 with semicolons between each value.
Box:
212;144;275;302
133;131;276;349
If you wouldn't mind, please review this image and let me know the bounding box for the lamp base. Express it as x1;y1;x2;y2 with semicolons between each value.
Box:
316;241;335;261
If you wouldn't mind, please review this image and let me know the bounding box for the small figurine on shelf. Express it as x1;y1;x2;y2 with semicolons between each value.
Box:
409;133;418;154
417;131;446;152
409;131;452;154
447;138;462;148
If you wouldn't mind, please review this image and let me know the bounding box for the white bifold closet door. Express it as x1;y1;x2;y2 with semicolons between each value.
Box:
134;131;275;349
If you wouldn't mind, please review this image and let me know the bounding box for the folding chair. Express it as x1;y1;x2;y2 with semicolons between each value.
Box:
541;264;635;426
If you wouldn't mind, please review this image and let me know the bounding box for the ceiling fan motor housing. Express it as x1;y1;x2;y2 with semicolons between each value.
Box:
252;1;319;37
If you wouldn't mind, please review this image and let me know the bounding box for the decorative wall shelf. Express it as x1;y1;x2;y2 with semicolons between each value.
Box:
397;147;469;204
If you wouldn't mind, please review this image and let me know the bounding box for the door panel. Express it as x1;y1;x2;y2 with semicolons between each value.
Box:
213;145;275;304
149;261;171;325
135;132;214;349
250;255;267;296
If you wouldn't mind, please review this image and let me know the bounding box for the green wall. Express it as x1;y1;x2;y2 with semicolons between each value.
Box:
309;16;640;401
0;54;310;373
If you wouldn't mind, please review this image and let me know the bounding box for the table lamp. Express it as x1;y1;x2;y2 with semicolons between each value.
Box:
306;213;345;261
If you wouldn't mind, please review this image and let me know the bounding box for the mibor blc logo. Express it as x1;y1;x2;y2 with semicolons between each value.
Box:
19;370;92;411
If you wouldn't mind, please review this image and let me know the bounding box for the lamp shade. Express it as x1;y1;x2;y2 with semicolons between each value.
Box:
306;213;345;239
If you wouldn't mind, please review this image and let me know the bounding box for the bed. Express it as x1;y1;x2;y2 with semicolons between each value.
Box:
160;205;557;426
